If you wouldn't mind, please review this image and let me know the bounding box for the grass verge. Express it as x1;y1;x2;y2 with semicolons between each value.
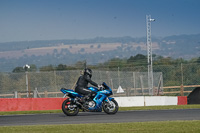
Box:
0;120;200;133
1;104;200;115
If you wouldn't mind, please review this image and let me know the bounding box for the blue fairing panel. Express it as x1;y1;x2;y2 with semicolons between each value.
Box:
60;88;82;97
88;87;98;92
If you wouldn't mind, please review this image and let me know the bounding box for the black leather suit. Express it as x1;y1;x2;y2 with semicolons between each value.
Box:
75;74;98;96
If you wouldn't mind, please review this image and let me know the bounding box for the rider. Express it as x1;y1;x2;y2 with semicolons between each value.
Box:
75;68;100;102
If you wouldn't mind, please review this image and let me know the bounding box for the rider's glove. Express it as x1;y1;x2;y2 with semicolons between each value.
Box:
98;84;103;90
98;84;101;88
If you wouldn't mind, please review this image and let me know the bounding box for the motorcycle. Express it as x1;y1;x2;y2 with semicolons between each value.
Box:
60;82;119;116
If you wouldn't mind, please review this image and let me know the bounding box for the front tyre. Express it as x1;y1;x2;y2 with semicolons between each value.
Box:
103;99;118;115
62;99;79;116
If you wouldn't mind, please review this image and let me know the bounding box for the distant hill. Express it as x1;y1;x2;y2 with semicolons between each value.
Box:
156;34;200;59
0;36;143;52
0;34;199;72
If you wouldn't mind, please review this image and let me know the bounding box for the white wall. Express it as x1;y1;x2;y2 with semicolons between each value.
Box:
114;96;144;107
114;96;178;107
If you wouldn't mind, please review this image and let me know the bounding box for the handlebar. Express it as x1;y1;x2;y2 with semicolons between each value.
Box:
98;85;104;91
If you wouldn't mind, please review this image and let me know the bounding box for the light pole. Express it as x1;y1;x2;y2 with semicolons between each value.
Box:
23;64;30;97
146;15;155;95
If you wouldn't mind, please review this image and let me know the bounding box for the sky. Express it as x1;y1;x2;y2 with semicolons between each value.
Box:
0;0;200;42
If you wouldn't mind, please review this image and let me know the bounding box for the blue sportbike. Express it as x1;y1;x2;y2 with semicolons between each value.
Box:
60;82;119;116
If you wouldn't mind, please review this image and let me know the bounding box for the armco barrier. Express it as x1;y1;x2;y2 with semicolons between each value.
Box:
0;96;187;112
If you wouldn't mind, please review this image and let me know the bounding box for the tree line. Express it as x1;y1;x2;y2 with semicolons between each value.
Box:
12;54;200;73
2;54;200;96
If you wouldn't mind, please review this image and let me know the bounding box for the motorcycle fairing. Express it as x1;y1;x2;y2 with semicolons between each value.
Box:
60;88;82;98
87;87;98;92
87;90;112;112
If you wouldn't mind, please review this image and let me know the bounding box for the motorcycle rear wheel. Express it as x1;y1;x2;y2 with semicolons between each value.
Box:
62;99;79;116
103;99;118;114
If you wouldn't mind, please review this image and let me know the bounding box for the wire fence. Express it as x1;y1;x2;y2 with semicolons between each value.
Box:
0;63;199;98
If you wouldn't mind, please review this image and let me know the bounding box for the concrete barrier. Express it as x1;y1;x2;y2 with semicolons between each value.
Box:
145;96;178;106
114;96;186;107
177;96;187;105
0;96;187;112
114;96;145;107
0;98;66;112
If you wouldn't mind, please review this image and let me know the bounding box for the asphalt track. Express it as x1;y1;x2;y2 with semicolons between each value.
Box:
1;109;200;126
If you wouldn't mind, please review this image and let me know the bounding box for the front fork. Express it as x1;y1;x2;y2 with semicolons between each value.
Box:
106;97;115;109
106;97;112;105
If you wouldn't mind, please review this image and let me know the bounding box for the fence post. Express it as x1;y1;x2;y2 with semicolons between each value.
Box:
133;72;136;96
157;73;163;96
14;91;18;98
126;88;130;96
180;84;184;96
33;89;37;98
140;75;144;95
110;79;114;96
54;71;57;91
180;63;184;96
18;93;21;98
44;91;48;98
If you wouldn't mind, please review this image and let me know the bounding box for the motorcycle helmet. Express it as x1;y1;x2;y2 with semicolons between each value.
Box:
84;68;92;77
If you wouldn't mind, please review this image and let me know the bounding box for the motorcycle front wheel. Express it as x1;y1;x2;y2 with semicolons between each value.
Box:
62;98;79;116
103;99;118;115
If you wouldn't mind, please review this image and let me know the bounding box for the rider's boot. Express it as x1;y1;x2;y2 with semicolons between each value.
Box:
80;94;91;103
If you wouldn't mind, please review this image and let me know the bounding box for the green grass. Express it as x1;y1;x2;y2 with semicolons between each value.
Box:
0;120;200;133
1;104;200;115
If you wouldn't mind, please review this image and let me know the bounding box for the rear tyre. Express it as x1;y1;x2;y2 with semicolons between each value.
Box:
62;99;79;116
103;99;118;114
